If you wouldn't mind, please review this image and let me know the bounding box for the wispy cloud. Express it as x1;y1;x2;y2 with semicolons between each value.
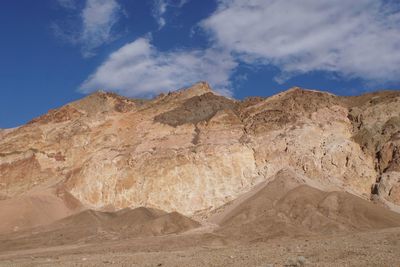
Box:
202;0;400;84
152;0;167;29
53;0;123;57
56;0;76;10
80;0;122;57
80;37;237;96
152;0;189;29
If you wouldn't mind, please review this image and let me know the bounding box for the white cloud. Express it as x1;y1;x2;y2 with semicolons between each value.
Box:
152;0;189;29
80;38;237;96
54;0;123;57
80;0;122;57
57;0;76;10
202;0;400;84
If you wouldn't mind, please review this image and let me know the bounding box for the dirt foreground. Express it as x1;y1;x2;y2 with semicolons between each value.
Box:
0;227;400;267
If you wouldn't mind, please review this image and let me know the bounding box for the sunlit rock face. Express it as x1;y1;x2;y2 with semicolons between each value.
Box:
1;82;400;215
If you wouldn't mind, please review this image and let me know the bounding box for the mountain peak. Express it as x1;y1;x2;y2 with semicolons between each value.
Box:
174;81;213;98
153;82;216;103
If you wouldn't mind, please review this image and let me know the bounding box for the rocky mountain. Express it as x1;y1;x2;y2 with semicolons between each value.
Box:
1;82;400;233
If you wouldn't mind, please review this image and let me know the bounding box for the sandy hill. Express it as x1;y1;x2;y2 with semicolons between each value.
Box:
209;170;400;242
0;207;200;250
39;207;199;239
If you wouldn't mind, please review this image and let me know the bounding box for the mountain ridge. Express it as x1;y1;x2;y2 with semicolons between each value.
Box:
1;82;400;220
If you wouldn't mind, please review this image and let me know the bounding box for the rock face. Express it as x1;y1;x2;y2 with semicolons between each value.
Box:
1;82;400;217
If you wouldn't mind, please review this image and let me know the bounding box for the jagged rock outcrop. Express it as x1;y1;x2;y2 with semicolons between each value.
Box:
1;82;400;218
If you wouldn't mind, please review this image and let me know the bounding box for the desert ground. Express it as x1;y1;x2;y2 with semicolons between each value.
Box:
1;227;400;267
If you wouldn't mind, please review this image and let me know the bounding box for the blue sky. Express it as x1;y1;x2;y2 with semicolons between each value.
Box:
1;0;400;128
